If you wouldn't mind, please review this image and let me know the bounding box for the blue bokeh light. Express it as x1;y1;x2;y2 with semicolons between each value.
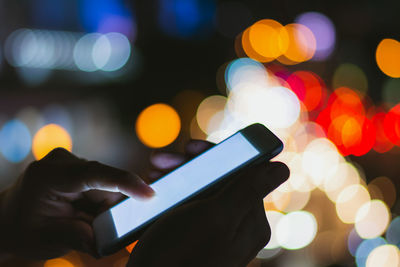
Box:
355;237;387;267
0;120;32;163
158;0;216;38
80;0;135;38
386;217;400;247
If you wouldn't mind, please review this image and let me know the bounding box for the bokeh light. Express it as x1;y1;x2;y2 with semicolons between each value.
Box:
376;38;400;78
32;124;72;160
0;119;32;163
44;258;75;267
356;237;387;267
386;217;400;247
227;85;300;130
224;57;268;92
279;23;316;64
332;63;368;95
286;71;325;112
382;78;400;107
242;19;289;63
92;32;131;71
366;245;400;267
276;211;317;250
355;200;391;239
383;103;400;146
295;12;336;60
196;95;227;134
135;103;181;148
265;210;284;249
335;184;370;224
348;228;364;257
368;176;396;208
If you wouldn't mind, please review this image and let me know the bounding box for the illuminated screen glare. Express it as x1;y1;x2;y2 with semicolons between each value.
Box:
111;132;260;237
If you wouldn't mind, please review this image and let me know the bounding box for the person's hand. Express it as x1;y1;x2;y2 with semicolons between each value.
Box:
0;148;154;259
127;140;290;267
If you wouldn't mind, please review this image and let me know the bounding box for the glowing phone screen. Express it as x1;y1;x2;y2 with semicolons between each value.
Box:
111;132;260;238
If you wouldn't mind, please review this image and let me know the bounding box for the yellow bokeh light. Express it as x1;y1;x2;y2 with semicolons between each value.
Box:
366;245;400;267
44;258;74;267
376;38;400;78
355;200;391;239
242;19;289;62
335;184;370;224
135;103;181;148
280;23;316;64
196;95;227;134
32;124;72;160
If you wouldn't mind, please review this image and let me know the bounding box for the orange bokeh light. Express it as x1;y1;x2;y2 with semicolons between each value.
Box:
32;124;72;160
135;103;181;148
280;23;316;64
242;19;288;63
376;38;400;78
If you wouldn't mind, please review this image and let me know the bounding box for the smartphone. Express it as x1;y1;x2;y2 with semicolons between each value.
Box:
93;123;283;256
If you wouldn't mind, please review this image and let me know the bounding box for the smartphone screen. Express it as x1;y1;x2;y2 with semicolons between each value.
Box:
110;132;260;238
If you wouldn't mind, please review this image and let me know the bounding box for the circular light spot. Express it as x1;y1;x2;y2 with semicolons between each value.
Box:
383;103;400;146
280;23;316;64
93;32;131;71
0;119;31;163
324;162;360;202
335;184;370;224
332;63;368;95
136;103;181;148
348;228;364;257
355;200;391;239
44;258;74;267
282;190;310;212
224;58;268;92
242;19;288;62
265;210;284;249
386;217;400;247
227;85;300;130
382;78;400;108
376;38;400;78
356;237;387;267
368;176;396;208
295;12;336;60
276;211;317;250
302;138;340;188
366;245;400;267
196;95;227;134
32;124;72;160
74;33;102;72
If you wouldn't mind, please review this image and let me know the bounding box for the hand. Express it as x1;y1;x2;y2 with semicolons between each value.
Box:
127;140;289;267
0;148;154;259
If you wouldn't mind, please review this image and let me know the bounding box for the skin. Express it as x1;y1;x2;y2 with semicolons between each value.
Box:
0;140;290;267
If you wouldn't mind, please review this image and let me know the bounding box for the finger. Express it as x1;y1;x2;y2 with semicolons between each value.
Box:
184;139;214;157
150;152;185;171
80;161;155;199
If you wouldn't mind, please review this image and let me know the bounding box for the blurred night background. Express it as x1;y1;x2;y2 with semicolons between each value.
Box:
0;0;400;266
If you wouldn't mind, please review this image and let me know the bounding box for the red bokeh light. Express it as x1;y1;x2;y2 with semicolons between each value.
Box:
383;104;400;146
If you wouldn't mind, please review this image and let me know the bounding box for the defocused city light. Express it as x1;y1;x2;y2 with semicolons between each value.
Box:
376;38;400;78
386;217;400;247
295;12;336;61
355;200;390;239
0;119;32;163
32;124;73;160
332;63;368;95
196;95;227;134
276;211;317;250
355;237;387;267
264;210;284;249
136;103;181;148
335;184;370;224
365;244;400;267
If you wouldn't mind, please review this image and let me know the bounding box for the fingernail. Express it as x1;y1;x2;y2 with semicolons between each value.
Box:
137;181;155;198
